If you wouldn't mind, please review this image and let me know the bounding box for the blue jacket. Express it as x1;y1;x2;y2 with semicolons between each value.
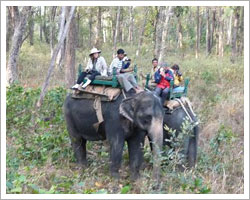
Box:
122;61;130;69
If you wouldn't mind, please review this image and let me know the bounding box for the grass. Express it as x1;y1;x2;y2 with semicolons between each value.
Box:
5;41;244;194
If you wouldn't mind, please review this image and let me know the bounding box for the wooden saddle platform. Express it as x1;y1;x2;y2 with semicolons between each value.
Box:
71;85;121;102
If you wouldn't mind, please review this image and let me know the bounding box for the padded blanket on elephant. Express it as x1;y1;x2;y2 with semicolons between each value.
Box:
71;85;121;101
164;97;191;110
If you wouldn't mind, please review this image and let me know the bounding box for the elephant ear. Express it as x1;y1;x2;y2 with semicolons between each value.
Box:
119;97;135;123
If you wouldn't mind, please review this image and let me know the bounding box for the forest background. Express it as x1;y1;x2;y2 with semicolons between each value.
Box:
4;3;246;195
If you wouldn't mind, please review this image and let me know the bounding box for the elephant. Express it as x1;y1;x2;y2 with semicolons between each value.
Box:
64;91;164;180
160;105;199;168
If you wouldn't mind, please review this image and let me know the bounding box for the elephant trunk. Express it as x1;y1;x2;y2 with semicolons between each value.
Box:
148;116;163;184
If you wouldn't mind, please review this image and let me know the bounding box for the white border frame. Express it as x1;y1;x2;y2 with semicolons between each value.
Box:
1;1;249;199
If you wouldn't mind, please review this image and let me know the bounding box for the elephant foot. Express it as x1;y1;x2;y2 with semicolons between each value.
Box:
130;171;140;181
77;160;88;168
110;171;120;180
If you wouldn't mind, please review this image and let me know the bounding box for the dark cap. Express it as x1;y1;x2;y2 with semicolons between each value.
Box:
117;49;125;55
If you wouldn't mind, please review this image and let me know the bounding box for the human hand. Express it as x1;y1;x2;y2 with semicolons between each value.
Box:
160;71;165;77
177;70;182;76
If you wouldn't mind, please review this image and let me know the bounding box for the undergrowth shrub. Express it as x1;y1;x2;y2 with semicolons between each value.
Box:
6;84;74;193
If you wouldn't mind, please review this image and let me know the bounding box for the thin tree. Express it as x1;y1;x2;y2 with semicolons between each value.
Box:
36;6;76;108
153;6;159;56
39;6;43;41
226;11;233;45
136;7;149;57
210;8;216;49
128;6;134;43
238;6;244;56
113;6;120;57
50;6;57;57
195;6;200;59
6;7;14;52
43;7;50;44
7;6;31;86
56;6;66;68
231;7;240;63
158;6;174;63
118;8;123;44
88;7;93;48
218;7;224;57
206;7;211;56
64;7;76;88
154;6;164;58
28;9;34;45
95;7;103;47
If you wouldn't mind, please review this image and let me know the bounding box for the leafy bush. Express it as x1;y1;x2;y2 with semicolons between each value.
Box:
6;84;74;193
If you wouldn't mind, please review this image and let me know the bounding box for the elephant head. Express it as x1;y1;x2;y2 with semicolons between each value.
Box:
119;91;164;182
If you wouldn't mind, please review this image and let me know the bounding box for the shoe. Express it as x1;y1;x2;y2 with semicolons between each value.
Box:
72;84;79;89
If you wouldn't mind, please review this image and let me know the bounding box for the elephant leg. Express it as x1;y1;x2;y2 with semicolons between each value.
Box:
70;136;87;166
109;137;124;179
127;132;145;180
187;125;199;167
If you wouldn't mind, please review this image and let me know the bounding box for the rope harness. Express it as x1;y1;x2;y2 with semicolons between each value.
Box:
174;98;199;127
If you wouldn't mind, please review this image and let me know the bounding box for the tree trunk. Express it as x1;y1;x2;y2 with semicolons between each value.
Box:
118;8;123;44
177;17;183;49
231;7;240;63
136;7;149;57
153;7;159;56
6;7;14;52
89;8;93;48
238;6;244;56
50;6;57;57
43;7;50;44
64;7;76;88
199;9;203;47
158;6;174;63
39;6;43;41
206;7;211;56
37;6;76;108
7;6;31;85
218;7;224;57
113;6;120;57
128;6;134;43
154;6;164;58
210;8;216;50
95;7;103;48
76;8;81;47
28;9;34;46
195;6;200;59
56;6;66;68
226;13;233;45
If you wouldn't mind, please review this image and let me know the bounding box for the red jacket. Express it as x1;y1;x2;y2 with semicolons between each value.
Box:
155;70;174;89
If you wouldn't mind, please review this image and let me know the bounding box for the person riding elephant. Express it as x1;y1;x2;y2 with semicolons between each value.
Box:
154;62;174;105
72;48;108;89
109;49;143;94
64;91;164;181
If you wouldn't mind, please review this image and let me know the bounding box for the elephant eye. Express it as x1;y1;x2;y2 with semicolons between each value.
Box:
144;115;152;123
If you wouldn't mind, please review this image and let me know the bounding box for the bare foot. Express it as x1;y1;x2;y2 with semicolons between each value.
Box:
134;87;144;93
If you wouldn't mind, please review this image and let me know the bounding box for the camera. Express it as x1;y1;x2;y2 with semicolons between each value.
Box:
176;70;182;76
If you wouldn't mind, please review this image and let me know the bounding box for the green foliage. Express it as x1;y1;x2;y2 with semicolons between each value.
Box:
210;125;236;154
6;85;74;193
201;70;215;84
120;185;131;194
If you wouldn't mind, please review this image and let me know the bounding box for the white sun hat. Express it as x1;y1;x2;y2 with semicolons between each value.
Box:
89;48;101;56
